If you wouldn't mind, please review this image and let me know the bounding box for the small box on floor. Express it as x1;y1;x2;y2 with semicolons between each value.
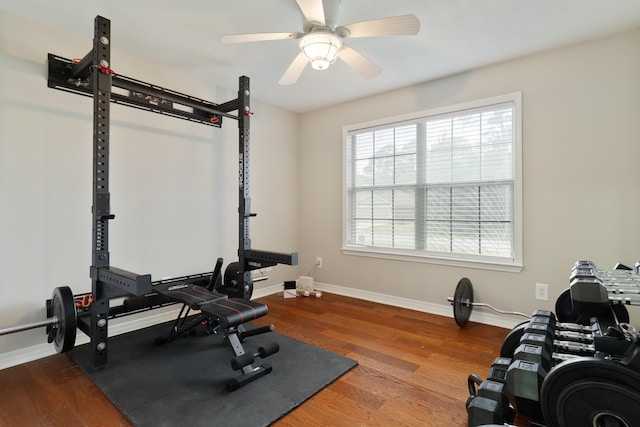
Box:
283;281;297;298
296;276;314;290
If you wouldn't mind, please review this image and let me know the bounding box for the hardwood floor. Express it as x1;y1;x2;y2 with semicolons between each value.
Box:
0;292;512;426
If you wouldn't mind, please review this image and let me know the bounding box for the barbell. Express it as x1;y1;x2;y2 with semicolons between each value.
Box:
0;286;77;353
448;278;529;327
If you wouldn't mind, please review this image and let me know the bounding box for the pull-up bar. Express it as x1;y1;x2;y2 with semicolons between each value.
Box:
48;53;233;125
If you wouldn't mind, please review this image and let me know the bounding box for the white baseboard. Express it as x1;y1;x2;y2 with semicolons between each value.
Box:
253;283;283;299
1;281;519;371
0;305;182;370
258;281;520;330
311;281;521;330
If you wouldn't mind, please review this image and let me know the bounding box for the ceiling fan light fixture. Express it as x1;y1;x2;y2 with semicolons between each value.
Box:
299;32;342;70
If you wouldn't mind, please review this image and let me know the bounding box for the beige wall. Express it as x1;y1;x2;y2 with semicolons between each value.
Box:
298;28;640;324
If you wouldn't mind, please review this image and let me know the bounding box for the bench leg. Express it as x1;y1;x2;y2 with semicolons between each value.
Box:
224;330;274;391
155;305;212;345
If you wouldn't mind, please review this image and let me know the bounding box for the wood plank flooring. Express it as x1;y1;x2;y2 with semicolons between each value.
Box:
0;292;513;426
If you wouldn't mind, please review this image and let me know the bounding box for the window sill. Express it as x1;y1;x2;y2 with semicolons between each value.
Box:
341;246;524;273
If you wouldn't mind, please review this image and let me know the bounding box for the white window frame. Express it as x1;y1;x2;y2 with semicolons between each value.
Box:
342;93;523;272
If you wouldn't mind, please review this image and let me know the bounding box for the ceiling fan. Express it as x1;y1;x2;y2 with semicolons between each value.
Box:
220;0;420;85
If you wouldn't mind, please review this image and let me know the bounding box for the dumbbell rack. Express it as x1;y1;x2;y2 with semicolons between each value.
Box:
465;261;640;427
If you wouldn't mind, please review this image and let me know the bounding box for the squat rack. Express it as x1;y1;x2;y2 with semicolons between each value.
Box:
47;15;297;368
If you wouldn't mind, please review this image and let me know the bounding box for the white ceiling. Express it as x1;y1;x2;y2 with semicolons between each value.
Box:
3;0;640;113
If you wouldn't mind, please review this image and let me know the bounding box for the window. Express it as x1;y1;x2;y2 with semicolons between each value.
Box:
343;93;522;271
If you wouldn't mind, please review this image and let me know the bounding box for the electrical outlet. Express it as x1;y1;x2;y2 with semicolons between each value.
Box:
316;256;323;268
535;283;549;301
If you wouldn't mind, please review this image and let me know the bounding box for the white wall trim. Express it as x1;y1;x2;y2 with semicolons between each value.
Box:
253;283;283;299
258;280;520;330
311;281;521;330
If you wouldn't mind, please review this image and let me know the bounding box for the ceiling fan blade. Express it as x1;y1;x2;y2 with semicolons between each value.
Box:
295;0;326;25
221;32;302;43
279;51;309;85
338;14;420;38
338;44;382;79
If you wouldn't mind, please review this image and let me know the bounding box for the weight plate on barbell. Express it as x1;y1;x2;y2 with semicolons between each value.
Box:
500;320;529;358
51;286;77;353
540;357;640;427
222;262;253;300
555;288;579;323
453;277;474;327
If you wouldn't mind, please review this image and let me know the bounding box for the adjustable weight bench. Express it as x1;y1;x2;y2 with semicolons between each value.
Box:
154;259;279;391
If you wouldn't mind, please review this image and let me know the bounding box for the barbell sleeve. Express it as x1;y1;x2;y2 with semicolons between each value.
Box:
0;317;58;336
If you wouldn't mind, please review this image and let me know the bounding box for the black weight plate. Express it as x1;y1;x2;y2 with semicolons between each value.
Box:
555;288;579;323
222;262;241;298
222;262;253;299
453;278;474;327
499;320;529;358
540;357;640;427
612;303;630;325
51;286;77;353
556;287;630;324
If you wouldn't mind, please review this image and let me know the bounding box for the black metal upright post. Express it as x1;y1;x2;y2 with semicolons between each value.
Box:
237;76;254;300
89;16;112;368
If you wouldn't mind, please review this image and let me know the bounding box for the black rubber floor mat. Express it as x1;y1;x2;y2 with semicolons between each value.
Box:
68;321;357;427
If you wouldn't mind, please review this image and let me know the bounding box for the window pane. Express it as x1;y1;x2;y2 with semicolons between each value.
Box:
452;221;479;254
354;219;373;245
394;189;415;220
482;142;512;181
354;190;372;218
452;186;479;223
374;129;394;156
426;118;452;183
355;158;373;187
375;157;394;186
372;190;392;219
425;187;450;221
480;223;511;257
425;221;450;252
395;153;416;184
481;185;512;222
394;220;415;249
452;146;480;182
372;220;393;247
355;133;373;159
396;125;417;154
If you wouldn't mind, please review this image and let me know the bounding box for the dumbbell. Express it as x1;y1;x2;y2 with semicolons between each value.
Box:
524;318;596;354
520;332;595;358
530;311;595;334
514;336;595;373
230;342;279;370
486;356;511;385
505;359;546;421
466;360;516;427
525;314;594;344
